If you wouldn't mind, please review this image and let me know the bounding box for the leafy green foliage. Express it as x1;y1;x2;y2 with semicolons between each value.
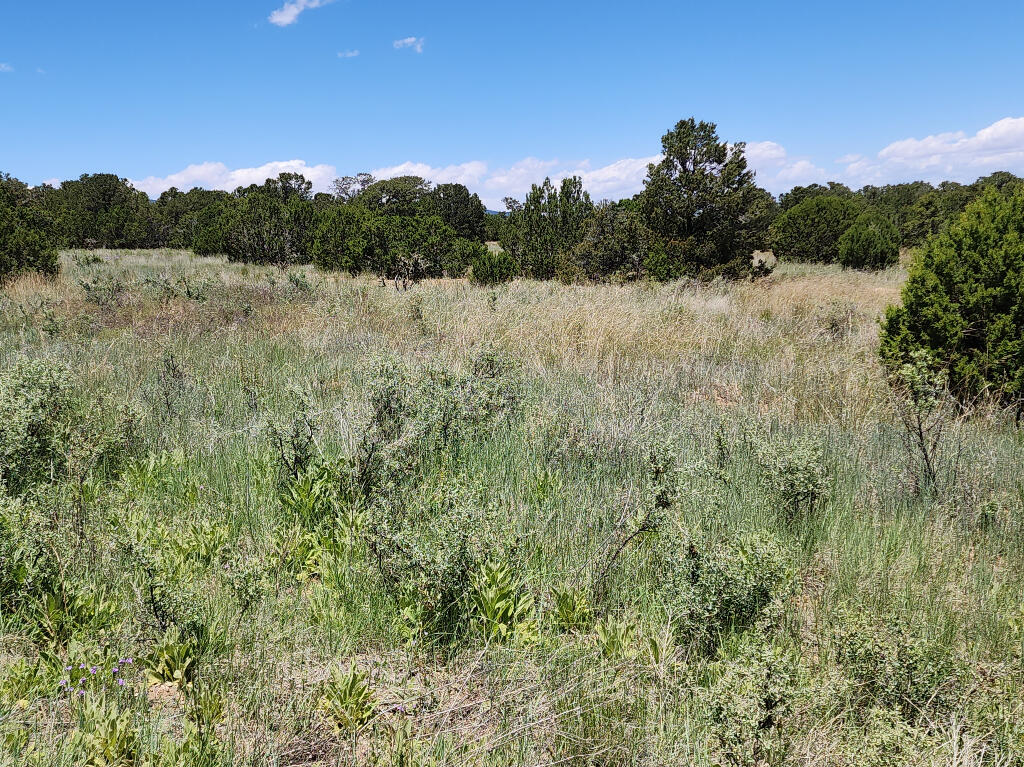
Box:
838;210;900;270
879;187;1024;406
469;245;516;285
0;357;138;496
0;174;58;280
318;663;376;734
832;609;966;722
639;118;773;280
706;636;799;767
759;436;830;521
471;559;536;644
663;530;794;653
769;195;862;263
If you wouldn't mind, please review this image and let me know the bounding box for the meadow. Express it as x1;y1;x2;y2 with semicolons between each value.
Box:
1;250;1022;766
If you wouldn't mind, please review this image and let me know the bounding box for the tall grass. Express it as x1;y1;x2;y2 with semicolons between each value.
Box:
0;250;1021;766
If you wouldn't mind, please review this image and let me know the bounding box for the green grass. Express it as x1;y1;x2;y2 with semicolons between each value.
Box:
0;250;1022;766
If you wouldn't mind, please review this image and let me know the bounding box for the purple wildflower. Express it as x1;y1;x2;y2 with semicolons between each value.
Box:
117;679;126;687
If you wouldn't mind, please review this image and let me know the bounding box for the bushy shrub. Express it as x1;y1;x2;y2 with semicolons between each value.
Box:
469;246;516;286
769;195;862;263
759;435;830;521
832;609;966;723
838;210;899;270
663;530;794;653
354;351;523;643
879;187;1024;407
0;357;139;495
0;174;58;281
706;636;799;767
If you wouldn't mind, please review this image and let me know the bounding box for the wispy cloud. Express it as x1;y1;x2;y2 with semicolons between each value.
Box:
268;0;333;27
0;63;14;73
393;36;425;53
337;49;360;59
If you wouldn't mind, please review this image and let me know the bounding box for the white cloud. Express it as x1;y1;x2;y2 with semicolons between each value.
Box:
268;0;333;27
337;49;360;59
841;117;1024;185
372;160;489;188
0;63;13;73
119;116;1024;207
393;37;425;53
744;140;827;193
372;156;655;209
130;160;338;197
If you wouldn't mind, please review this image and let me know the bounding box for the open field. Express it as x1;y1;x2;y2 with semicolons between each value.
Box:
1;251;1022;766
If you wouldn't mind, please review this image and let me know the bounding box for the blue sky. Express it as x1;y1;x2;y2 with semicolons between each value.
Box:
3;0;1024;207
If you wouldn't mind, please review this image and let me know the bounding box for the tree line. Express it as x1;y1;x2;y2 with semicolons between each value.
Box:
2;117;1023;285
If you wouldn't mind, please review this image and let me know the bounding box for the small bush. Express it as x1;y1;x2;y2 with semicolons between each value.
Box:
832;609;966;723
469;246;516;285
759;435;830;521
0;358;140;496
664;530;794;653
706;636;799;767
838;210;899;270
879;186;1024;407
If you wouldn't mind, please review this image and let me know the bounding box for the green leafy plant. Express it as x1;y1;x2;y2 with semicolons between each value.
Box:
594;614;636;659
759;435;830;521
550;583;593;633
706;636;799;767
69;695;140;767
145;628;198;689
318;662;376;735
471;560;536;644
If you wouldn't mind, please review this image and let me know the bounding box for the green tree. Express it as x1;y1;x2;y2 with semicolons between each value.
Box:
879;187;1024;407
424;183;487;241
469;246;516;286
638;117;771;280
0;173;58;280
779;181;854;211
52;173;156;249
224;191;292;264
309;205;373;273
500;177;593;279
563;201;654;282
837;210;899;270
769;195;862;263
355;176;432;218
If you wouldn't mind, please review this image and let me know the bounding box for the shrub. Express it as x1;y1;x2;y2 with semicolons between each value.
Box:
880;187;1024;408
354;352;523;643
469;246;516;285
769;195;862;263
832;609;966;723
664;530;794;653
0;358;80;494
706;636;799;767
0;174;59;281
0;357;139;496
759;435;830;521
838;210;900;270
